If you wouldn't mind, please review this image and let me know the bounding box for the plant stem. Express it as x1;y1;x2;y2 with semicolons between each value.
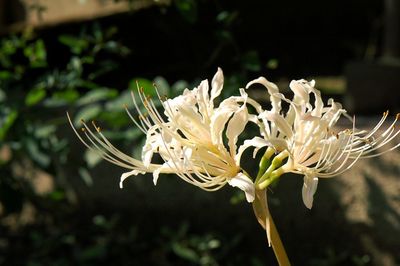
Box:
252;189;291;266
269;211;291;266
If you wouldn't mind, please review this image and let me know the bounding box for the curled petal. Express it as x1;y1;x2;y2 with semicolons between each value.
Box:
289;80;310;104
226;106;248;157
246;77;279;94
262;111;293;138
211;67;224;103
193;80;211;122
120;170;146;188
302;175;319;209
246;77;282;112
235;137;269;164
210;99;238;145
228;173;255;202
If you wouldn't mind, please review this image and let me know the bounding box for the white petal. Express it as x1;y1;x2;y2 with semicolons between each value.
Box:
153;169;161;185
290;80;310;104
226;106;248;157
142;142;154;167
210;100;238;145
302;175;319;209
211;67;224;102
193;80;211;122
262;111;293;138
228;173;255;202
152;161;178;185
120;169;145;188
246;77;279;94
235;137;269;163
246;77;282;112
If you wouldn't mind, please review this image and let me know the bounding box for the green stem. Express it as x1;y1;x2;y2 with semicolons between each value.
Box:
270;210;291;266
256;167;285;190
256;147;275;180
252;189;291;266
256;151;288;185
254;150;291;265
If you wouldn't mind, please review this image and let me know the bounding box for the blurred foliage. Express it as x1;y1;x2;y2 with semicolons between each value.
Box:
0;8;259;263
0;213;267;265
0;23;131;206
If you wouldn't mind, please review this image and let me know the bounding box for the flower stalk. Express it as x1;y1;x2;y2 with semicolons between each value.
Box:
255;150;289;190
253;151;291;266
269;211;291;266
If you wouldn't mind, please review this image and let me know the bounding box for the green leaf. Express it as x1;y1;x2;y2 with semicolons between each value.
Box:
87;61;118;80
34;124;56;138
58;35;88;54
84;149;102;168
0;71;12;80
105;90;132;112
99;111;130;127
25;87;46;106
44;89;80;107
68;56;82;73
171;80;189;95
48;190;65;201
0;109;18;140
25;137;50;167
79;167;93;186
0;88;6;102
24;39;47;68
130;78;156;97
174;0;198;23
2;39;17;55
172;242;199;263
73;104;102;126
101;127;142;141
76;88;118;106
153;76;170;97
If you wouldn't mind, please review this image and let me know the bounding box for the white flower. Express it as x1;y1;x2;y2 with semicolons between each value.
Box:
68;68;256;202
247;77;400;209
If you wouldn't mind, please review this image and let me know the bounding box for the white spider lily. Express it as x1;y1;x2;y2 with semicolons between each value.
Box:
68;68;256;202
247;78;400;209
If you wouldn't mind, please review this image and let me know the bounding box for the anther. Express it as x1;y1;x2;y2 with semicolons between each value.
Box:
91;121;101;132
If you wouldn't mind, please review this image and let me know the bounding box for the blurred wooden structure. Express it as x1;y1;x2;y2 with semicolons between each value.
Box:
0;0;169;34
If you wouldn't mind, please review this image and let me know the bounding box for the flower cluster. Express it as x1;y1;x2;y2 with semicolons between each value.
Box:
69;69;399;246
69;68;258;202
246;77;400;209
